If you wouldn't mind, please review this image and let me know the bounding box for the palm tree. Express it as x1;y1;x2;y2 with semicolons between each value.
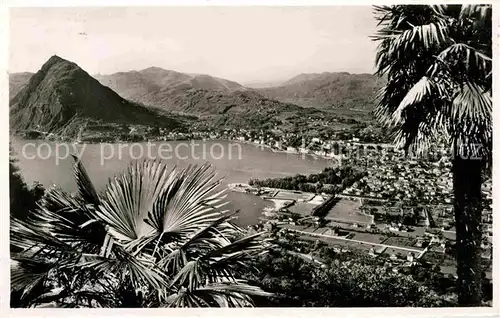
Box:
11;157;272;308
373;5;491;306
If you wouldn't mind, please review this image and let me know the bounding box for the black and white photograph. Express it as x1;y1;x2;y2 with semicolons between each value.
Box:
5;3;496;310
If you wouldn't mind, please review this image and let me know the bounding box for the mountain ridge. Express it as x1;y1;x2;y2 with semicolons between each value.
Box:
10;55;184;138
10;68;383;112
257;72;384;111
94;67;248;104
9;60;381;139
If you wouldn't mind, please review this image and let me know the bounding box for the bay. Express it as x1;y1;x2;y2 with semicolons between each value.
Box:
10;138;333;226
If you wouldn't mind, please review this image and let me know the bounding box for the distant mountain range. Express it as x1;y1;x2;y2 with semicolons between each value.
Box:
10;56;183;138
94;68;248;103
94;69;382;112
257;72;384;111
10;67;382;113
94;68;265;117
9;56;382;140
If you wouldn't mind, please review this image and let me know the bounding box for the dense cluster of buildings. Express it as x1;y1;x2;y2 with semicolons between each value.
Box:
344;152;454;204
123;126;495;270
235;128;493;283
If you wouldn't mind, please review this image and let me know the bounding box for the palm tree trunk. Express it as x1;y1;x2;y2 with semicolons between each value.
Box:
452;156;483;306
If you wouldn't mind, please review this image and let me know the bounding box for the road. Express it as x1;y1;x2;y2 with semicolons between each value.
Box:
286;227;424;254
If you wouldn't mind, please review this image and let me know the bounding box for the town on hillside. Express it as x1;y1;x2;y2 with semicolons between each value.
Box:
229;134;493;283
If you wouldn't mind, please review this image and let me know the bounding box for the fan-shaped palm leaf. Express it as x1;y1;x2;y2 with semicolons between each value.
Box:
94;160;175;241
150;163;229;237
11;159;273;307
11;258;52;298
451;82;491;125
459;4;491;21
194;281;273;307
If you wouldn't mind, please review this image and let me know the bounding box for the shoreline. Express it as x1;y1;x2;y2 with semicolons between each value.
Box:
12;134;340;163
236;140;340;162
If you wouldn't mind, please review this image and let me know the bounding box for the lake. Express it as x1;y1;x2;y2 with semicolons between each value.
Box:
10;138;333;226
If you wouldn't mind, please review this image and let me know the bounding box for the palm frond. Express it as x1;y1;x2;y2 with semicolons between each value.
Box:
11;158;272;308
169;260;203;291
165;288;211;307
392;76;447;123
451;82;491;125
165;229;268;293
197;281;274;298
11;258;52;297
39;186;83;216
429;4;447;17
202;231;268;261
71;154;100;205
37;205;105;252
94;160;174;241
192;281;273;307
79;246;169;295
394;111;449;156
148;163;228;237
450;81;492;158
397;20;448;49
10;217;69;252
175;210;240;252
459;4;491;21
436;43;491;79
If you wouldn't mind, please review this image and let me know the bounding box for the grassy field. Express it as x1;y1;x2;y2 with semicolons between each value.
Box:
325;199;373;224
288;202;318;216
351;232;386;244
382;236;418;248
274;190;315;201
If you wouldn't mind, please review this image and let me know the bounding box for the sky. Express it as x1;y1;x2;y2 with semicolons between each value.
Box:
9;6;378;84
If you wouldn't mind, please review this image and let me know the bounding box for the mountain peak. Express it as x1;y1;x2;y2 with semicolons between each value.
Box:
45;54;66;65
10;56;182;136
140;66;172;74
40;55;76;73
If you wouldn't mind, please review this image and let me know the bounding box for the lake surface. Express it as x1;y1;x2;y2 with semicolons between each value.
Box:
11;138;333;226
